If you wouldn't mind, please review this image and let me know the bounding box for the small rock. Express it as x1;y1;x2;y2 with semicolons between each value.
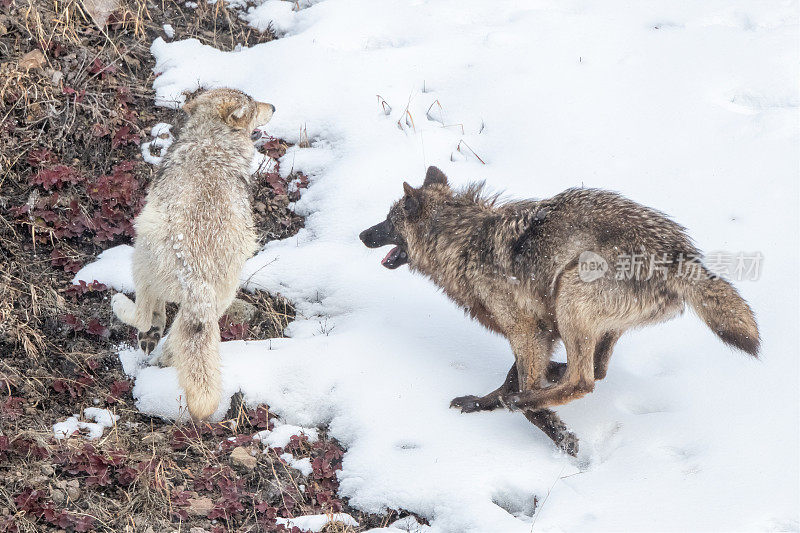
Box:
65;479;80;500
19;50;46;71
142;431;165;445
50;488;65;505
41;464;55;476
254;201;267;213
186;496;214;517
230;446;257;471
189;528;210;533
224;298;256;324
56;479;81;501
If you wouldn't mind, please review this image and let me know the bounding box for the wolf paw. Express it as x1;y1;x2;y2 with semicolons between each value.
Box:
449;395;484;413
138;326;162;354
111;293;132;321
555;430;580;457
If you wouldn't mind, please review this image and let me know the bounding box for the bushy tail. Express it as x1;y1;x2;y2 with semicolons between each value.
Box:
172;283;221;420
685;271;760;356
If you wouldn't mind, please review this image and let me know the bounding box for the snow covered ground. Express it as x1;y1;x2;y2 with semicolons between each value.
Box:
76;0;799;530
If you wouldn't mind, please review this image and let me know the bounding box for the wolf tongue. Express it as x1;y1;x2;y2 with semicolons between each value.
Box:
381;246;399;265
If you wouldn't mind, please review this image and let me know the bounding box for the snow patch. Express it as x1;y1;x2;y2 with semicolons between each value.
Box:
368;516;434;533
280;453;313;476
73;245;134;293
254;422;319;448
141;122;174;165
245;0;296;35
276;513;358;532
53;408;120;440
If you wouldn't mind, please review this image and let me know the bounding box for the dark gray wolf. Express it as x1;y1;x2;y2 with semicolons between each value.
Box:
360;166;759;454
112;88;275;419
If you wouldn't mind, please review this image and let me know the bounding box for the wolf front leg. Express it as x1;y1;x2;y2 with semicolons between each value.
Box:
450;360;568;413
592;331;620;381
138;299;167;354
450;364;519;413
508;319;557;393
111;290;156;333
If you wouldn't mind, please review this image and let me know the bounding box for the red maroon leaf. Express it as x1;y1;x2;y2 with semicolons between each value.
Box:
110;380;131;396
31;165;82;190
111;126;141;148
86;318;109;338
61;314;85;332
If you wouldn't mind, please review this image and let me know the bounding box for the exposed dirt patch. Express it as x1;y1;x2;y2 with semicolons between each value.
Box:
0;1;415;531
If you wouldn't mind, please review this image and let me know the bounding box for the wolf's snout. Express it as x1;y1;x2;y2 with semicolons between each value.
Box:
268;104;276;113
360;220;409;269
360;219;397;248
359;227;382;248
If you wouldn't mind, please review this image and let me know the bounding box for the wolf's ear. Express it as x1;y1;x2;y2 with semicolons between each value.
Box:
402;181;421;216
423;166;448;188
222;103;253;129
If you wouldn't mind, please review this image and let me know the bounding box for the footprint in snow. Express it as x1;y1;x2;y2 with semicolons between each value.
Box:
615;396;673;416
588;421;624;465
491;485;537;521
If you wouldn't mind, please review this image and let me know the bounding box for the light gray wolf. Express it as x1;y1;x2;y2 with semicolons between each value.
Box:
112;88;275;419
360;166;759;454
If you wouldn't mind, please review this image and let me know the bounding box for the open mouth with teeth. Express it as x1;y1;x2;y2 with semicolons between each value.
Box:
381;246;408;269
